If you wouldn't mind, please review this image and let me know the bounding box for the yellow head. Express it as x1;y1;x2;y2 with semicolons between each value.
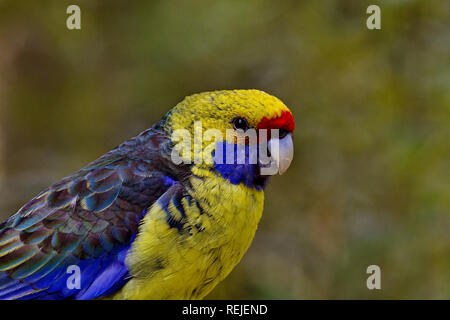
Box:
167;89;294;133
165;89;295;183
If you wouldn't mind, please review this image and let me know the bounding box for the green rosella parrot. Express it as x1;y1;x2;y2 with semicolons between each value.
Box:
0;89;295;299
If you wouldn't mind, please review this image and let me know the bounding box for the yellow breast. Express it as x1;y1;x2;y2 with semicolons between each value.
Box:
109;171;264;300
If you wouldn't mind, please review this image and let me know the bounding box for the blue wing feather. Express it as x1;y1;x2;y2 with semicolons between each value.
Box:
0;125;183;299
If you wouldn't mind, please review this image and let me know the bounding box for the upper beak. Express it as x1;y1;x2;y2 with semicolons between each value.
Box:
267;133;294;175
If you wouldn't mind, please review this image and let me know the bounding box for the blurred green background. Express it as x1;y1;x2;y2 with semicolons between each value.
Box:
0;0;449;299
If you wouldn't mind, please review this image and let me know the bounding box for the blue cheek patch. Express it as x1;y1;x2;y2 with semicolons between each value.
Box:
211;142;268;190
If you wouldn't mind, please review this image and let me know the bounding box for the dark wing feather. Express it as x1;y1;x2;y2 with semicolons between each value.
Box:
0;125;188;299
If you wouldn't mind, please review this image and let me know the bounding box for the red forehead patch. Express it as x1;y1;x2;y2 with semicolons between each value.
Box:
257;110;295;133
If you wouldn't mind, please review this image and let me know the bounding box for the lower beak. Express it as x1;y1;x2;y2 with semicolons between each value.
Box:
264;133;294;175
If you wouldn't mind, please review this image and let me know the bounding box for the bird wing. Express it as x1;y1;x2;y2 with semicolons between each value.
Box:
0;128;185;300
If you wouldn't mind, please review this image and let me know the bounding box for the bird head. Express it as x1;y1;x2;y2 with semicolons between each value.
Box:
165;90;294;188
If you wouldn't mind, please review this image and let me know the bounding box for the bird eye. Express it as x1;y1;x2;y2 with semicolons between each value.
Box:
231;117;249;131
279;129;290;139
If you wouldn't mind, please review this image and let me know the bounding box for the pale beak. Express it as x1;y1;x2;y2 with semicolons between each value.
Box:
266;133;294;175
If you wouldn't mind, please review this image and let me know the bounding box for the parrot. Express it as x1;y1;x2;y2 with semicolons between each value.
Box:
0;89;295;299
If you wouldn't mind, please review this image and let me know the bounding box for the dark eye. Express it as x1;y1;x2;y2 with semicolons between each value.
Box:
231;117;249;131
279;129;290;139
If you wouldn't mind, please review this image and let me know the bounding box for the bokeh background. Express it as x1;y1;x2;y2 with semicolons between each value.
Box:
0;0;449;299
